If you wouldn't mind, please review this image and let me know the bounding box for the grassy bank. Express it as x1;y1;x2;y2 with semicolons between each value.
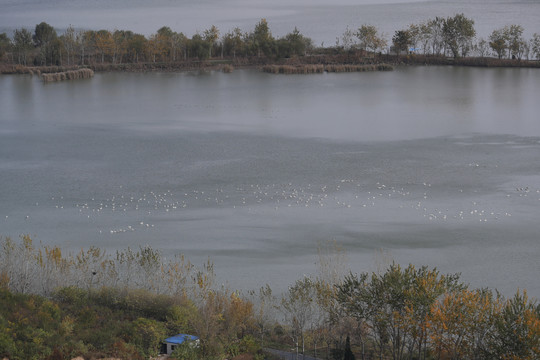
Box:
2;53;539;77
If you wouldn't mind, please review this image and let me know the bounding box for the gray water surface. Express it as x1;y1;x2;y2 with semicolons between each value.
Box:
1;68;540;297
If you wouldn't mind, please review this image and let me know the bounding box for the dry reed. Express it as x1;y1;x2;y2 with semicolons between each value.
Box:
262;64;325;74
41;68;94;82
325;64;394;72
263;63;393;74
221;64;234;73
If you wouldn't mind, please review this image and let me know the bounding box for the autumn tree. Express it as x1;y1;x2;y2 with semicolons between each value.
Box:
156;26;186;62
112;30;130;64
337;264;462;360
356;24;387;55
490;27;509;59
428;288;502;360
94;30;114;63
146;32;168;63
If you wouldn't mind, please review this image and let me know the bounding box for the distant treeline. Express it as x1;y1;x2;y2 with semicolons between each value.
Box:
0;14;540;71
0;235;539;360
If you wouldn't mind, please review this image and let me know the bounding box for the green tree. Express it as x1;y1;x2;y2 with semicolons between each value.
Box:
126;33;147;63
12;28;33;65
487;290;540;360
0;33;10;61
250;19;275;57
170;340;200;360
392;30;411;57
442;13;476;57
33;22;56;48
277;27;313;58
130;317;167;358
223;27;245;58
189;33;210;60
33;22;60;65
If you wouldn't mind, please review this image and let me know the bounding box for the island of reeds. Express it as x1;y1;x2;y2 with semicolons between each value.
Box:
1;15;540;78
0;235;539;360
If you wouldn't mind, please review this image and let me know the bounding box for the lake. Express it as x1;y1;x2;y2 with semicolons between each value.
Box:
1;66;540;297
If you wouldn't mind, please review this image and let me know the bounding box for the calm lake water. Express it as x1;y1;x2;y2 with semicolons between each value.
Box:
1;67;540;297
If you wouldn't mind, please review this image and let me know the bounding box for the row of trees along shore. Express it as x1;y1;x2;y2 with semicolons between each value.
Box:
0;235;539;360
1;14;540;73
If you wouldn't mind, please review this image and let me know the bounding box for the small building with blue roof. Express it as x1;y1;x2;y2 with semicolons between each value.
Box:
161;334;199;355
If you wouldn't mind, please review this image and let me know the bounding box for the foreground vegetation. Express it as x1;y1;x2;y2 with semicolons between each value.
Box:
1;14;540;77
0;236;538;360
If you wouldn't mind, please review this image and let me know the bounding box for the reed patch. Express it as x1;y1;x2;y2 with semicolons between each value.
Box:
41;68;94;82
262;63;393;74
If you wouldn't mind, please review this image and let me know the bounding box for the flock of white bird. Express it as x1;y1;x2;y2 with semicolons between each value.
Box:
13;177;531;236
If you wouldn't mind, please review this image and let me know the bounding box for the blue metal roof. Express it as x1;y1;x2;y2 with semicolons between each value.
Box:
164;334;199;345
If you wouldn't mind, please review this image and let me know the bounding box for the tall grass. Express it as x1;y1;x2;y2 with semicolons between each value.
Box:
262;63;393;74
325;64;394;72
262;64;325;74
41;68;94;82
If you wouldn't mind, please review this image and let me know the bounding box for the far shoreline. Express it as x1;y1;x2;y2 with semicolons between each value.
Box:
2;53;540;79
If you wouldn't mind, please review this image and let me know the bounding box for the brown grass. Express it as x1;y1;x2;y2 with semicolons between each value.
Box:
41;68;94;82
325;64;393;72
221;64;234;73
262;64;325;74
262;63;393;74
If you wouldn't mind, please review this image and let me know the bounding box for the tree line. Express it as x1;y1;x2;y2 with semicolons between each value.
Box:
0;236;538;360
339;14;540;61
1;14;540;69
0;19;312;67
